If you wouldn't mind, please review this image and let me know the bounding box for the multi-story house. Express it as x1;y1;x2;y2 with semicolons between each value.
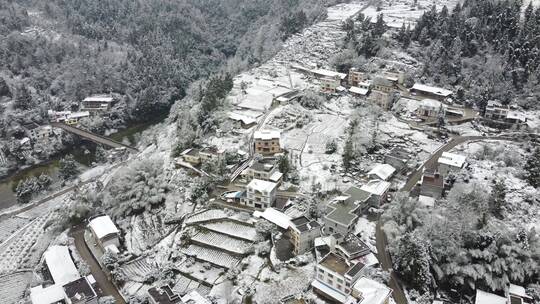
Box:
254;130;282;155
348;68;368;86
81;95;116;112
484;100;509;120
289;216;321;255
243;158;283;184
419;167;444;199
88;215;121;254
312;252;366;303
241;178;277;209
199;146;224;163
324;187;371;236
437;152;467;176
321;76;342;93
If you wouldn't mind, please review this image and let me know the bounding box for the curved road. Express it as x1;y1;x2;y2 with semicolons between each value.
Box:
71;226;126;304
376;134;529;304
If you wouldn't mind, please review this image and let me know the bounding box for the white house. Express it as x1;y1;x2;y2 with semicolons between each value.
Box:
242;179;278;209
349;277;392;304
474;290;507;304
312;252;365;303
44;245;80;285
437;152;467;176
360;180;391;206
416;99;445;117
410;83;453;101
367;164;396;181
88;215;120;253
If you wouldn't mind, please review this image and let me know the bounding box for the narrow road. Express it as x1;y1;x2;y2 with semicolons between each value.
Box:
71;227;126;304
377;134;524;304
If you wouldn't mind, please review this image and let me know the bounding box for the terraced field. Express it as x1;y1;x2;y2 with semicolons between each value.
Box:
0;271;32;303
120;257;157;282
200;221;258;242
181;244;240;269
191;231;253;254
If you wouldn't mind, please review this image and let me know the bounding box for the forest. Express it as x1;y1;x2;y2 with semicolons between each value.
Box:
401;0;540;109
0;0;339;175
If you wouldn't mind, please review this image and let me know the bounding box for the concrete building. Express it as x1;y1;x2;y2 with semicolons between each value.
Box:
244;158;283;184
242;179;278;209
360;180;391;207
410;83;453;101
348;68;368;86
419;168;444;199
312;252;366;303
289;216;321;255
48;110;90;125
384;148;411;172
88;215;120;254
199;146;224;162
147;285;181;304
180;148;201;165
324;187;371;236
367;164;396;181
321;76;342;93
484;100;509;120
81;95;116;112
368;91;393;110
416;99;445;117
63;277;98;304
350;277;392;304
371;77;394;94
437;152;467;176
254;130;282;155
335;235;371;260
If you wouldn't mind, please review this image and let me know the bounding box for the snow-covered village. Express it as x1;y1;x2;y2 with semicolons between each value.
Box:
0;0;539;304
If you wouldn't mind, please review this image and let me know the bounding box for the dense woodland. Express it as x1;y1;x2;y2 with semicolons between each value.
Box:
0;0;338;174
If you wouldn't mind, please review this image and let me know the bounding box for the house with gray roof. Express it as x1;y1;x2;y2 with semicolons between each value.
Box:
323;187;371;236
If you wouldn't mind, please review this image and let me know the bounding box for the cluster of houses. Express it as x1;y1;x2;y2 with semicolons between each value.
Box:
30;245;99;304
47;94;118;126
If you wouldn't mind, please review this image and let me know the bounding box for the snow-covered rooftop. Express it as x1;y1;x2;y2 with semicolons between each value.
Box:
83;95;114;103
349;86;369;96
367;164;396;181
509;284;531;299
360;180;391;196
30;285;65;304
438;152;467;168
419;98;443;109
253;208;292;229
507;111;527;122
269;171;283;183
474;290;507;304
411;83;453;97
181;290;211;304
68;111;90;119
254;130;281;140
352;277;392;304
312;68;347;80
418;195;435;207
247;178;277;193
44;245;80;285
312;279;348;303
228;111;260;125
88;215;119;240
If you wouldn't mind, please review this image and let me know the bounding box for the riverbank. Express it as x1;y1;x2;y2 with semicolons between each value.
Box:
0;113;167;211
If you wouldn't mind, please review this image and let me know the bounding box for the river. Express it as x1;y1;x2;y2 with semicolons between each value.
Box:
0;115;166;210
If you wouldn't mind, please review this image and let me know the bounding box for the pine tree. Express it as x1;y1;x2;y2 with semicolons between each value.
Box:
524;147;540;188
58;154;80;181
278;154;290;179
488;179;506;218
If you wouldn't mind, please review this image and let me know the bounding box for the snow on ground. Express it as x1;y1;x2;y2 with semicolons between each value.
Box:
449;140;539;231
0;271;32;304
363;0;460;28
251;263;315;303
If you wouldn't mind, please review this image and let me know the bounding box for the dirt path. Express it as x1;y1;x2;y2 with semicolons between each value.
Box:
71;227;126;304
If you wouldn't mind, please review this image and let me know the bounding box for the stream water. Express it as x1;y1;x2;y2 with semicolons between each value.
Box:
0;114;167;210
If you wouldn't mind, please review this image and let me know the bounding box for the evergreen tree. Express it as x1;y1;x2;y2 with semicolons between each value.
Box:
393;232;433;291
488;179;506;218
37;173;52;190
524;147;540;188
277;154;290;179
58;154;80;181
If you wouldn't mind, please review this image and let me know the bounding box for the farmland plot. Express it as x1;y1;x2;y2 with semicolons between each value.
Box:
191;231;252;255
181;245;240;269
